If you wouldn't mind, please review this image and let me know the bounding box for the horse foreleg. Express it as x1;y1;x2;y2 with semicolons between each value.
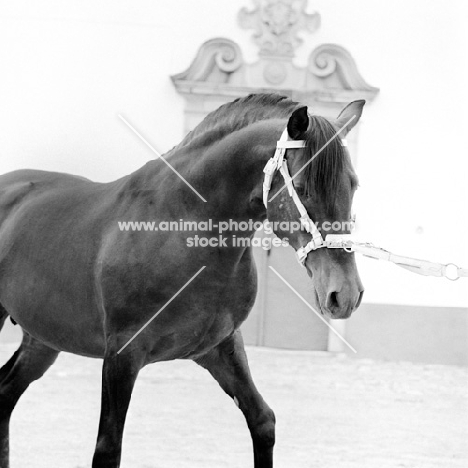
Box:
92;342;145;468
0;333;59;468
196;330;275;468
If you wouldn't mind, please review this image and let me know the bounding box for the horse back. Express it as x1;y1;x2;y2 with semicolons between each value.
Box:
0;169;91;225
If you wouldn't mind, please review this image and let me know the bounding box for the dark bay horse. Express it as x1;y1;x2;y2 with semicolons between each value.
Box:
0;94;364;467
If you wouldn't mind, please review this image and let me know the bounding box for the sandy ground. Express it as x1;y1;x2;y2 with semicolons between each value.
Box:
0;342;466;468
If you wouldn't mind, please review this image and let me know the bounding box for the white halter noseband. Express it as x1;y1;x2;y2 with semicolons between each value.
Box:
263;128;348;266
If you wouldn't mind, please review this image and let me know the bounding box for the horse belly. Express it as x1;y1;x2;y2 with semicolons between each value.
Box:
0;267;106;357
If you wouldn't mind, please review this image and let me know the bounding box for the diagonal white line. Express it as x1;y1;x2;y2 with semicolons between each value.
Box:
118;114;207;202
268;115;356;203
268;266;357;353
117;266;206;354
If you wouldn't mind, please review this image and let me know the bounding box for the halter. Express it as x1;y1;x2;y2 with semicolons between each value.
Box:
263;128;349;266
262;128;468;280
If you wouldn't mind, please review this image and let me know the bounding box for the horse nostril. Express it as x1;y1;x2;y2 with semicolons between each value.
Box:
326;291;339;310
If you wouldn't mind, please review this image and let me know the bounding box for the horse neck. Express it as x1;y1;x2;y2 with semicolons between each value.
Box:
134;120;285;228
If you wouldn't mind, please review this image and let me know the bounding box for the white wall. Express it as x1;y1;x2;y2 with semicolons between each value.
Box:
0;0;466;308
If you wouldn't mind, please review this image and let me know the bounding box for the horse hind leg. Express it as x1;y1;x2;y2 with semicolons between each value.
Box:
0;332;59;468
0;305;18;389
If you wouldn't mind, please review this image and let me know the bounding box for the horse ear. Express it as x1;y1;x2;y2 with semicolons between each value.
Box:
335;100;365;136
287;106;309;139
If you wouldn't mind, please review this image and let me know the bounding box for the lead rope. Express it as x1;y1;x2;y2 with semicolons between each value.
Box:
325;234;467;281
263;127;468;281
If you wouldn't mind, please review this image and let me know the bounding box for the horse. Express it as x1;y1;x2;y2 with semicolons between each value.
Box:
0;93;364;467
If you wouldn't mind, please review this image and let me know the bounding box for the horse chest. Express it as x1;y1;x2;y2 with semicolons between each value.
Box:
139;268;258;362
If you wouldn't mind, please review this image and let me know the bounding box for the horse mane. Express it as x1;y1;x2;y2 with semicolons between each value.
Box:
172;93;346;213
174;93;298;150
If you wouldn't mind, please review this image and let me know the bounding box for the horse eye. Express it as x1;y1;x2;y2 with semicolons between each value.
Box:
294;184;305;196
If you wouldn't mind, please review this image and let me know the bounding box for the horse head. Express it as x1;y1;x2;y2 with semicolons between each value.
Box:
265;102;365;319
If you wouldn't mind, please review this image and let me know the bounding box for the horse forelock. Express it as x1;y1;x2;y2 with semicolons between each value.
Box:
300;115;347;215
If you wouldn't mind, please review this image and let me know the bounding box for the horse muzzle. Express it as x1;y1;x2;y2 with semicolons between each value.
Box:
311;274;364;320
322;286;364;319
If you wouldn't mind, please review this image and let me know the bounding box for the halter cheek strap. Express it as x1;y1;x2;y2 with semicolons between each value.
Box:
263;128;345;265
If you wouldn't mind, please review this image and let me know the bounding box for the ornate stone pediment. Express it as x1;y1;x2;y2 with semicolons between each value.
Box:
172;38;378;99
238;0;321;57
171;0;378;131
